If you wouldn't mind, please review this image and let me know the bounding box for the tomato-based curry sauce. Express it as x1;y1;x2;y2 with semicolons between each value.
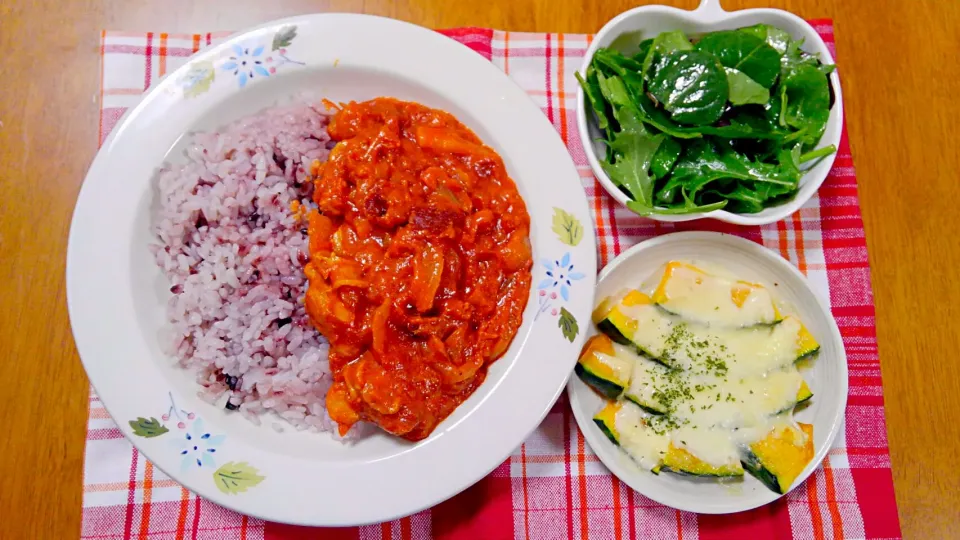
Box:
304;98;532;441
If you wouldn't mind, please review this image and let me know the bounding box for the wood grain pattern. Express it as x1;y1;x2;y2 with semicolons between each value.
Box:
1;0;957;538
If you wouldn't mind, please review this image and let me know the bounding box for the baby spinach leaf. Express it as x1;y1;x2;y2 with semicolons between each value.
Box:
780;63;831;145
738;24;792;54
641;30;694;82
648;50;728;126
629;85;705;139
725;67;770;106
696;31;781;88
780;38;835;77
651;137;683;179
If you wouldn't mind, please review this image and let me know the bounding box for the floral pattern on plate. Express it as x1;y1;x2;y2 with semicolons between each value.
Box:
128;392;265;494
535;208;586;342
180;25;303;97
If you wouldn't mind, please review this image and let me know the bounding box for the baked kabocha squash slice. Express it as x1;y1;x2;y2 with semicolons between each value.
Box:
650;261;783;328
575;334;634;400
659;444;745;477
740;422;815;494
592;401;667;473
594;290;822;372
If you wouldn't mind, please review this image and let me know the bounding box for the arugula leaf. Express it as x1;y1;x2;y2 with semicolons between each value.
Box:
628;198;727;216
780;63;831;145
725;67;770;105
648;50;728;126
594;53;702;139
634;38;655;64
593;72;665;205
799;144;837;164
738;24;792;55
670;139;797;188
696;31;782;88
575;66;614;149
651;137;682;179
594;71;639;130
601;121;664;205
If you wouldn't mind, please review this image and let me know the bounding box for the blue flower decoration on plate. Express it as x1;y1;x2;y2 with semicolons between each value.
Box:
221;43;271;88
175;418;226;472
537;252;585;301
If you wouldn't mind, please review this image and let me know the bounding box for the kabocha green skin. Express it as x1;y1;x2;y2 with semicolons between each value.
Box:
659;465;742;478
624;394;667;415
597;317;672;368
741;452;786;493
594;417;620;446
578;23;837;216
574;362;626;400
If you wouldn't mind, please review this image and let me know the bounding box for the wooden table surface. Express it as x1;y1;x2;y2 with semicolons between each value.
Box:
2;0;958;538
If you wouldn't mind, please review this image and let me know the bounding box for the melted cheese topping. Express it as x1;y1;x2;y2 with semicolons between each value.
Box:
593;260;817;478
611;301;808;376
612;402;669;470
651;262;781;328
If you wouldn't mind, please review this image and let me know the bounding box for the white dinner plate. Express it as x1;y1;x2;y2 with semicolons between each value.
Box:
567;231;847;514
67;13;596;526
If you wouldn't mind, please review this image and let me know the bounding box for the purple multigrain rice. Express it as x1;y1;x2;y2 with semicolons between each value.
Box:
150;101;342;435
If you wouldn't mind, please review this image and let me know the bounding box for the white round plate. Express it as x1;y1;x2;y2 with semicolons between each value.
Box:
566;231;847;514
67;14;596;526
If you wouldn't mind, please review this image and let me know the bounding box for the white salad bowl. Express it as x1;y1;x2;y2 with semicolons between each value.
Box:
567;232;848;514
576;0;843;226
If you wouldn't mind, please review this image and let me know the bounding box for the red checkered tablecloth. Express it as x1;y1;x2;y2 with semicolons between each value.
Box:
83;22;901;540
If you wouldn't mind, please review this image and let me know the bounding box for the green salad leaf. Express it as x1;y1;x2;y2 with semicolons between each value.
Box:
648;50;728;126
594;72;665;205
575;24;838;217
641;30;694;81
696;30;782;88
651;137;683;179
738;24;792;55
725;67;770;106
780;63;831;145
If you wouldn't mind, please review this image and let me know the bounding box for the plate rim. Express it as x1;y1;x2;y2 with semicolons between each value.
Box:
67;12;597;526
566;230;848;514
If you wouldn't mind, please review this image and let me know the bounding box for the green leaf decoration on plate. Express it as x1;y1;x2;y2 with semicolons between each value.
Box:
213;462;265;494
551;208;583;247
128;417;169;438
181;61;215;99
558;307;579;342
272;26;297;51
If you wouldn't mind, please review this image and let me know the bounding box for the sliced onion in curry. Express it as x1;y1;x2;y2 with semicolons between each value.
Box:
303;98;533;440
